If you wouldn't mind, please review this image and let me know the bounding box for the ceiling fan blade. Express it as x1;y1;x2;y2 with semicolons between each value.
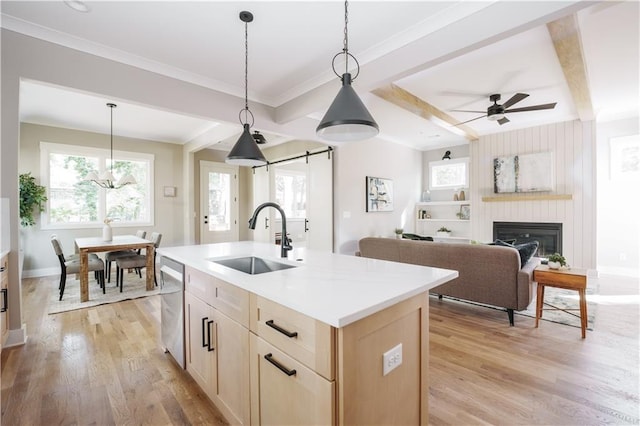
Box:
502;93;529;109
505;102;557;113
497;117;510;125
450;109;485;113
452;114;487;126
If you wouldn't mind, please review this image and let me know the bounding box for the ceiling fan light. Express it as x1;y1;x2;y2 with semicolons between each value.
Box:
316;73;379;142
226;124;268;167
488;113;505;121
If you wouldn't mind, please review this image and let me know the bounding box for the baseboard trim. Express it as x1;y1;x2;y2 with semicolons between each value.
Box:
4;324;27;348
22;267;58;278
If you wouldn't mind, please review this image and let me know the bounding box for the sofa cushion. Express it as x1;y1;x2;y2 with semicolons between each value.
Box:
491;239;539;268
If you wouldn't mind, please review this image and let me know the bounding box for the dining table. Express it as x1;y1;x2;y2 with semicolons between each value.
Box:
74;235;155;302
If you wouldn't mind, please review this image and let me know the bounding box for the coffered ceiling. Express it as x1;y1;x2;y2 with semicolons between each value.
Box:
2;1;638;152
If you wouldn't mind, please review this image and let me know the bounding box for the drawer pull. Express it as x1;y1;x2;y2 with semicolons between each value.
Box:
201;317;209;348
0;266;5;272
207;320;215;352
264;353;297;377
265;319;298;338
1;288;6;313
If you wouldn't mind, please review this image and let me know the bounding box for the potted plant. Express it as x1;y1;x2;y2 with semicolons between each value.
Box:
394;228;404;239
547;253;567;269
19;172;47;227
436;226;452;237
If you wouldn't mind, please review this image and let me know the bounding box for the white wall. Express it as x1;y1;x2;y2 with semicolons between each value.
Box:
19;123;184;276
334;139;422;254
596;117;639;277
470;119;597;269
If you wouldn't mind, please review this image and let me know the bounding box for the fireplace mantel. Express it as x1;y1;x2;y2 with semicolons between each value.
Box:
482;194;572;202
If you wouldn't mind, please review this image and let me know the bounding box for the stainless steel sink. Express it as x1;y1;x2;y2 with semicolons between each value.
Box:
211;256;296;275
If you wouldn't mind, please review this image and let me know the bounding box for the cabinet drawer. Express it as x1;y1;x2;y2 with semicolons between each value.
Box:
185;266;214;302
250;334;335;426
250;295;335;380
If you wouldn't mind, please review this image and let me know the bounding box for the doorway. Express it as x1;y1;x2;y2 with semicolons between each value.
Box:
199;161;239;244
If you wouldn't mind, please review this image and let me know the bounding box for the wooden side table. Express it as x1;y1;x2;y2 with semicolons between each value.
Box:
533;265;589;338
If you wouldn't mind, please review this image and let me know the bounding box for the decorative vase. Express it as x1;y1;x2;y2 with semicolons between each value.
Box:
436;231;451;237
459;190;465;201
395;234;402;239
102;224;113;242
548;261;561;269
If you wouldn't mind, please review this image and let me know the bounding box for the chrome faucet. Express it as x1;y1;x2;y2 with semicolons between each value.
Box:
248;202;293;258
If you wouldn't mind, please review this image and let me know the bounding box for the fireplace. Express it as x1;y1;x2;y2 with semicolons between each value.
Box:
493;222;562;257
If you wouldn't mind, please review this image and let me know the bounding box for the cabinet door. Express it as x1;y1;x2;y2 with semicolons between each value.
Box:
250;334;335;426
185;291;216;398
212;309;250;425
1;254;8;348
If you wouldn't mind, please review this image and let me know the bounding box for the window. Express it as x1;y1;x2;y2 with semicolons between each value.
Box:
41;142;154;228
275;169;307;219
428;157;469;190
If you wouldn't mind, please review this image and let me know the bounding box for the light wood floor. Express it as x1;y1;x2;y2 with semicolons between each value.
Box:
2;273;639;425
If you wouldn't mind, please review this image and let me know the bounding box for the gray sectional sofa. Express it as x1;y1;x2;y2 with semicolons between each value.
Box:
357;237;540;325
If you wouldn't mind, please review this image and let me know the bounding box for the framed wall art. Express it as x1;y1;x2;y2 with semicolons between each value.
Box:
494;151;554;193
366;176;393;212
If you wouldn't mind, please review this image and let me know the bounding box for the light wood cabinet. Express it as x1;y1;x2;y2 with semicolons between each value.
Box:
185;291;216;397
185;266;251;425
250;334;335;426
1;253;9;349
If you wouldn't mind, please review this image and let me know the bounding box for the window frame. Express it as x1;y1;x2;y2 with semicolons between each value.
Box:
40;142;155;229
428;157;469;190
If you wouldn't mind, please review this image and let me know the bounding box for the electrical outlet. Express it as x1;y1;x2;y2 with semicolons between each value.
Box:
382;343;403;376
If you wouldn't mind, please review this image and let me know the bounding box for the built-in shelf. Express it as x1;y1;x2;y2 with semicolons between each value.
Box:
482;194;572;202
417;200;471;206
417;219;470;223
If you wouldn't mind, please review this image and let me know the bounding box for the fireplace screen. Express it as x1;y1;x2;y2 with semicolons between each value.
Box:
493;222;562;257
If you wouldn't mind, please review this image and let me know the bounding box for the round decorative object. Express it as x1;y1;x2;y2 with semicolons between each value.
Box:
548;261;561;269
453;193;459;201
102;224;113;242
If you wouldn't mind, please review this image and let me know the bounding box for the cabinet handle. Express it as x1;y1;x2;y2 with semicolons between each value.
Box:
207;320;215;352
0;266;5;272
201;317;209;348
265;217;269;229
264;353;297;377
265;319;298;338
0;288;6;313
304;218;309;232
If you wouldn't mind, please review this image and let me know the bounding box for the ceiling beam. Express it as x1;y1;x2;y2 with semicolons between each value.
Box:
372;84;479;142
547;14;595;121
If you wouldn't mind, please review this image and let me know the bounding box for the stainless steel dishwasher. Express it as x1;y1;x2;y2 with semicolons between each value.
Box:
159;255;185;368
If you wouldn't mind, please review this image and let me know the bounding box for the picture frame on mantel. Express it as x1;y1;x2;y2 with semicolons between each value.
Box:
366;176;393;212
494;151;554;193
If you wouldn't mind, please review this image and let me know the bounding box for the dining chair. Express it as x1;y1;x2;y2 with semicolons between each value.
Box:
51;236;105;300
104;230;147;283
115;232;162;292
50;234;101;282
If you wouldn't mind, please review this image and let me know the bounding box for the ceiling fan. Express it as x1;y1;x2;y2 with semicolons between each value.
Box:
451;93;557;126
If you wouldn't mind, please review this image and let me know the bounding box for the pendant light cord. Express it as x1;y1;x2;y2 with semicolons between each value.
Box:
109;103;114;174
343;0;349;74
244;19;249;113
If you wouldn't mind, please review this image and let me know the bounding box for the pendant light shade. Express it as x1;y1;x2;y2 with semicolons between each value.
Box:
316;1;378;142
226;11;267;166
316;73;379;142
227;124;267;167
83;103;137;189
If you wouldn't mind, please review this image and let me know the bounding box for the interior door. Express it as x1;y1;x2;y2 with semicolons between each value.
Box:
307;153;333;252
251;165;272;243
200;161;239;244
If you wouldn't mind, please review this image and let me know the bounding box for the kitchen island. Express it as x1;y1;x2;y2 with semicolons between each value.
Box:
158;241;457;425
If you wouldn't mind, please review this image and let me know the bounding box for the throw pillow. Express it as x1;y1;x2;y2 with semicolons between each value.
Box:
489;239;539;268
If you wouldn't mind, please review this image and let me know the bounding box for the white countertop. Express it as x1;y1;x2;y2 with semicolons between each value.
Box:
157;242;458;328
0;250;9;258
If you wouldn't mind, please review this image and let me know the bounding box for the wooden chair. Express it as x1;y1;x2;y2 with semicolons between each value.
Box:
104;230;147;283
115;232;162;292
50;236;105;301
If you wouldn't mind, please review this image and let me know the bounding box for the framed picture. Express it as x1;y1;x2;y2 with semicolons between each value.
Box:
494;151;554;193
459;204;470;220
610;135;639;181
163;186;177;197
366;176;393;212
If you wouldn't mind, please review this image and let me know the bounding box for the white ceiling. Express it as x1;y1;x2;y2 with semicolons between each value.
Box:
2;1;638;152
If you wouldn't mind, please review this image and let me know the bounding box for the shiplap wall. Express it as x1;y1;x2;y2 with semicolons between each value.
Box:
470;119;596;269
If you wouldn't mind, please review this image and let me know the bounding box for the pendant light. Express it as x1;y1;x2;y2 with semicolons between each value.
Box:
226;11;267;167
83;103;137;189
316;0;378;142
